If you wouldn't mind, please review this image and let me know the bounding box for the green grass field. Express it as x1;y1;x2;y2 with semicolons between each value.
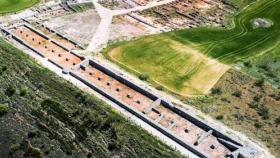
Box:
106;0;280;95
0;0;39;14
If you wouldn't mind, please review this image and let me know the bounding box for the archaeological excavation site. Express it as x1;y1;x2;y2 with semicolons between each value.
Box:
1;0;278;158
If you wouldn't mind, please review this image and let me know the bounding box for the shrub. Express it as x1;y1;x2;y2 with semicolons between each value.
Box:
10;143;20;152
275;116;280;125
255;78;265;87
233;112;244;121
254;122;262;129
249;101;258;109
211;87;222;95
139;73;149;81
84;110;104;129
243;61;252;67
0;66;7;75
274;92;280;101
26;146;44;158
0;104;8;116
232;90;242;98
20;87;28;96
107;142;117;151
41;99;71;123
5;86;16;97
156;85;164;91
75;92;87;103
253;95;261;102
28;129;39;138
257;105;270;120
2;66;7;71
216;115;224;120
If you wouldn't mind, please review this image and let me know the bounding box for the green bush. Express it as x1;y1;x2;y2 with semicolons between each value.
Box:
0;66;8;75
255;78;265;87
275;116;280;125
139;73;149;81
10;143;20;152
84;110;104;129
253;95;261;102
2;66;7;71
254;122;262;129
211;87;222;95
216;115;224;120
5;86;16;97
20;87;28;96
0;104;8;116
257;105;270;120
156;85;164;91
232;90;242;98
249;101;258;109
243;61;252;67
26;146;44;158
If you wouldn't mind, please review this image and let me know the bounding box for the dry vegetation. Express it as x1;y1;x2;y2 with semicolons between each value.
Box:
185;69;280;157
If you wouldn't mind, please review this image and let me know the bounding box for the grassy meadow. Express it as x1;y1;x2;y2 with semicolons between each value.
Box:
0;0;39;14
106;0;280;95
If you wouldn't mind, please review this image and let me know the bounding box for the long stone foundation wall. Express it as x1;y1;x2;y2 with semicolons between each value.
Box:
1;28;45;58
86;58;243;147
75;58;246;157
37;22;85;50
69;70;210;158
87;60;159;101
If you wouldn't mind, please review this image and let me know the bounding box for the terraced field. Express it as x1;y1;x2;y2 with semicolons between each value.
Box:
107;0;280;95
0;0;39;14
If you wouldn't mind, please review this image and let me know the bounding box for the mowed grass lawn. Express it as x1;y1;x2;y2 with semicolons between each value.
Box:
0;0;39;14
107;0;280;95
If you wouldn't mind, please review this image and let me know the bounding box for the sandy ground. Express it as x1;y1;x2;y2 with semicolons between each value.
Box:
43;9;101;45
109;16;152;41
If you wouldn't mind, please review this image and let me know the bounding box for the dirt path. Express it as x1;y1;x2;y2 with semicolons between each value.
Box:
85;0;176;53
